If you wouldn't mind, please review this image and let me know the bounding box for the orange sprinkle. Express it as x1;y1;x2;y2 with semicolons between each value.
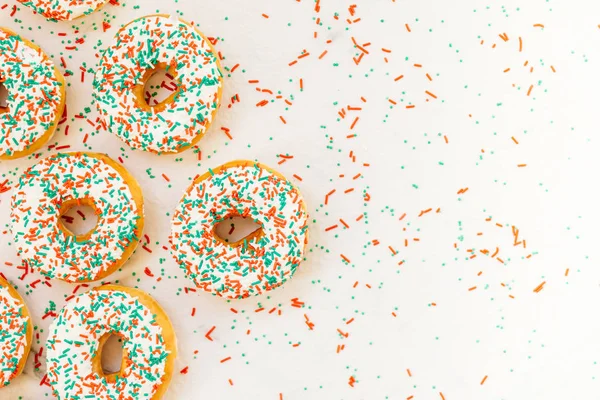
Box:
325;224;338;232
405;23;411;32
293;174;302;181
341;254;351;263
551;65;556;73
511;136;519;144
517;164;527;167
205;326;216;341
469;286;477;291
407;369;412;377
280;116;287;124
325;189;336;205
220;357;231;363
533;23;545;28
527;85;534;96
533;281;546;293
481;375;488;385
262;13;269;18
519;36;523;52
425;91;437;99
565;268;569;276
319;50;328;59
161;174;170;182
504;68;511;73
394;75;404;81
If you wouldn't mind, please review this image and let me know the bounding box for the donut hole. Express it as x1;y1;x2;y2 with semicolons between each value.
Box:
58;200;99;241
138;62;179;110
0;80;8;113
214;215;263;246
98;333;127;381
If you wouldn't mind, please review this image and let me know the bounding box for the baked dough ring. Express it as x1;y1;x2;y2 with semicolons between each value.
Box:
17;0;110;21
46;285;177;399
0;276;32;388
94;14;223;154
11;152;144;283
171;160;309;299
0;27;65;160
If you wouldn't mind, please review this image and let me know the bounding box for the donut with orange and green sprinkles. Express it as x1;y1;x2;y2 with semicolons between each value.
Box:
46;285;177;399
93;14;223;154
0;27;65;160
10;152;144;283
17;0;110;21
171;160;309;300
0;276;32;388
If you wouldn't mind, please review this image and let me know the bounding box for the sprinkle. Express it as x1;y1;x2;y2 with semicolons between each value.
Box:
533;281;546;293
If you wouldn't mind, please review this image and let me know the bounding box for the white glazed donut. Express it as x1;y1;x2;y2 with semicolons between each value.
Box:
93;14;224;154
171;160;310;299
0;27;65;160
10;152;144;283
0;276;32;388
17;0;110;21
46;285;177;400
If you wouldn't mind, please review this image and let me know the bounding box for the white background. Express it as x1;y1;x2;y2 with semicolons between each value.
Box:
1;0;600;399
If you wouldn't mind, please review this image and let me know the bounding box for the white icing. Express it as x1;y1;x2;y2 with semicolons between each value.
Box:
93;15;223;153
10;153;142;282
46;289;170;399
171;163;309;299
0;285;28;387
0;29;63;157
18;0;110;21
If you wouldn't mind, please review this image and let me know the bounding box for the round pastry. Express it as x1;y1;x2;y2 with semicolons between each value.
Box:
46;285;177;399
17;0;110;21
0;27;65;160
0;276;32;388
171;160;309;299
93;14;223;154
10;152;144;283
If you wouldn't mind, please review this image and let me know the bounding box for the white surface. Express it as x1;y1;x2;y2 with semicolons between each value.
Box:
1;0;600;399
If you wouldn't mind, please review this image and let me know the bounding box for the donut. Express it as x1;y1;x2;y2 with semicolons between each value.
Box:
0;276;32;388
46;285;177;399
0;27;65;160
10;152;144;283
93;14;224;154
171;160;309;299
17;0;110;21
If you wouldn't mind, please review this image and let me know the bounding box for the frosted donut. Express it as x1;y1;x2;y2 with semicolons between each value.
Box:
46;285;177;399
171;160;309;299
93;14;223;154
0;27;65;160
10;152;144;283
0;277;32;388
17;0;110;21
